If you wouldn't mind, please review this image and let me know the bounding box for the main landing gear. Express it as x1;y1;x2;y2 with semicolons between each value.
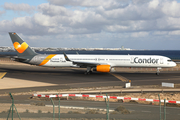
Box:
156;67;161;75
84;67;92;75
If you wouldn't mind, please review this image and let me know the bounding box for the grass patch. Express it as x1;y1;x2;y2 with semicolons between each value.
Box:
38;110;42;113
121;109;130;114
24;109;29;113
129;100;138;104
86;110;99;114
166;103;179;107
1;111;7;113
114;105;130;114
117;99;123;103
115;106;125;112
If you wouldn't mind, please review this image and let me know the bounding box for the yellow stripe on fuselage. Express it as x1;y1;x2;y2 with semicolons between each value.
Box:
39;54;57;66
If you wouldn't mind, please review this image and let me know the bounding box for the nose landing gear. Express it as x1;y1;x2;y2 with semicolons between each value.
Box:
156;67;161;75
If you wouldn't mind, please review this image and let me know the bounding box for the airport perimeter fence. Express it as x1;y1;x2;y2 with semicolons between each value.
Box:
1;93;180;120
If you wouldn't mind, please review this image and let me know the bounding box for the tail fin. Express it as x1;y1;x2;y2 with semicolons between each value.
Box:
9;32;37;58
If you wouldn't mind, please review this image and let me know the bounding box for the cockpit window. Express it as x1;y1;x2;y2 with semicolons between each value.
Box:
167;59;172;62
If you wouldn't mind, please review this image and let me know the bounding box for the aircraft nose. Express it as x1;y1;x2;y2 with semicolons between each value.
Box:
173;62;177;67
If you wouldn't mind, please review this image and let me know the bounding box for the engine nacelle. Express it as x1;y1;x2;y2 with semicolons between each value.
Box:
93;65;111;72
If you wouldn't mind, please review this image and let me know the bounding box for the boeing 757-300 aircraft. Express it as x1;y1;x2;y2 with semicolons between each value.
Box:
9;32;176;75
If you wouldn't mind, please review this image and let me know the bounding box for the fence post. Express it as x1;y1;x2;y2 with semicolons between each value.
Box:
7;92;21;120
57;94;60;120
50;98;55;120
105;93;109;120
164;99;166;120
158;94;161;120
12;94;13;120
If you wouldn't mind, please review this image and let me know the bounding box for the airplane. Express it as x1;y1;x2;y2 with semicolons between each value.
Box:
9;32;176;75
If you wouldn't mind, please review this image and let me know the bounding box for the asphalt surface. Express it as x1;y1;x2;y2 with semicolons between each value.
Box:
0;64;180;94
1;95;180;120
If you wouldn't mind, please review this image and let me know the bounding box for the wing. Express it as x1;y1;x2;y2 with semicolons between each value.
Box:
63;52;108;67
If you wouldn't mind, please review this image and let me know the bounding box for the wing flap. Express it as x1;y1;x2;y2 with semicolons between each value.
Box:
72;61;109;67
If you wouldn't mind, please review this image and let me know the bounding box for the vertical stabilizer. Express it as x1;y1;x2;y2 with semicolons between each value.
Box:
9;32;37;58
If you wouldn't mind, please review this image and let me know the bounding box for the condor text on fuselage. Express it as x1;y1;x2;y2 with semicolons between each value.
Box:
133;57;159;64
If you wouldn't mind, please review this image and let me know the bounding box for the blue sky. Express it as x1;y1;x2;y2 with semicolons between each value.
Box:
1;0;180;50
0;0;47;20
1;0;47;6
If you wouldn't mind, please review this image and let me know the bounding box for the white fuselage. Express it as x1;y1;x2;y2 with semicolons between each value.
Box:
38;54;176;68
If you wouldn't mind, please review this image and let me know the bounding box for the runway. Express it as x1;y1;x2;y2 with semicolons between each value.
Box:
0;63;180;94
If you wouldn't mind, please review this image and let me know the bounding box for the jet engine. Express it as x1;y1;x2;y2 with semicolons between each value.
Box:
93;65;111;72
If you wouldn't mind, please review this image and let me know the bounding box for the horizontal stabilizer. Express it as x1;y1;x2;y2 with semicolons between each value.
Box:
10;56;28;62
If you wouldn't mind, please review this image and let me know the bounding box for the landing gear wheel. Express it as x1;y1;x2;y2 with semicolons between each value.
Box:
85;67;92;75
84;71;91;75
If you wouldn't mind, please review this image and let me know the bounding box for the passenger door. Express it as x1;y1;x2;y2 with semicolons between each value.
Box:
160;58;163;64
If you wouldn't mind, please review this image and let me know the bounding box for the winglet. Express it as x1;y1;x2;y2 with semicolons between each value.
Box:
63;52;71;61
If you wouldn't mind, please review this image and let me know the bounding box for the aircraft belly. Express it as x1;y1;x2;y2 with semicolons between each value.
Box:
42;61;73;67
